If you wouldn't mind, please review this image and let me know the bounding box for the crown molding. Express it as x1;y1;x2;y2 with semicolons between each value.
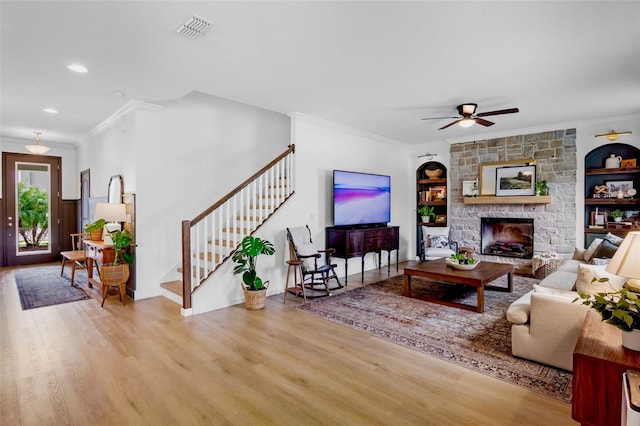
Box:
288;112;410;149
86;100;165;138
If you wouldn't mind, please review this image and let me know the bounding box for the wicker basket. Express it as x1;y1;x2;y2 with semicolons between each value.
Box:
89;229;103;241
533;258;563;279
241;281;269;310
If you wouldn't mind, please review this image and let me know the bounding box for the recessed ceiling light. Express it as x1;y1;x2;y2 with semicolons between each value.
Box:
43;108;58;114
67;64;88;73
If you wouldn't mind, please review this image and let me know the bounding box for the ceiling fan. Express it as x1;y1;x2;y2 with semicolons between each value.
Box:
422;103;519;130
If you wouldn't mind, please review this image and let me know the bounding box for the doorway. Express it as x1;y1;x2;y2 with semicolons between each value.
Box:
3;153;61;266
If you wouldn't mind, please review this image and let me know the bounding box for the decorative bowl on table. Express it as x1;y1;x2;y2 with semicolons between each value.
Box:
446;258;480;270
425;169;443;179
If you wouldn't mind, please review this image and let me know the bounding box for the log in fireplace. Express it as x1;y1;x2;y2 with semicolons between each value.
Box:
481;218;534;259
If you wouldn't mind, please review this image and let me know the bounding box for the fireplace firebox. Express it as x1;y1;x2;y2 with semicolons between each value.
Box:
481;218;534;259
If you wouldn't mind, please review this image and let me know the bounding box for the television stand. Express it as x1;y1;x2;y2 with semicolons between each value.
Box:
326;225;400;284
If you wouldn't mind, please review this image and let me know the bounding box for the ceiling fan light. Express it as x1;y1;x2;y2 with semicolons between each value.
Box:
459;117;475;128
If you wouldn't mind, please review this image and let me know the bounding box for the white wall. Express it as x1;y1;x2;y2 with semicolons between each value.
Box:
189;113;413;314
1;136;78;199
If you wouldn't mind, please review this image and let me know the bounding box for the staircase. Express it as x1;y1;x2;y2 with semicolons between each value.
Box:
160;145;296;310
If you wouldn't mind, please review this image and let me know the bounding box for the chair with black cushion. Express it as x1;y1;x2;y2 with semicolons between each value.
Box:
420;226;459;261
60;233;89;286
286;225;344;297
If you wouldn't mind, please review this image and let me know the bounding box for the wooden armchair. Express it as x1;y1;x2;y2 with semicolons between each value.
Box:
286;225;344;297
60;233;89;286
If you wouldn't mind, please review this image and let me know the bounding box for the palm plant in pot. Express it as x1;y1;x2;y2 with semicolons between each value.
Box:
232;235;275;310
418;205;436;223
99;229;134;307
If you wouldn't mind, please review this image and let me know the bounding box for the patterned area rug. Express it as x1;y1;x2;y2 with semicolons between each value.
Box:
15;265;90;310
295;274;573;403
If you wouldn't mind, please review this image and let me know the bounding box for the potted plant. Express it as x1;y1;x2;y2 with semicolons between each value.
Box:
418;205;436;223
535;180;549;196
574;278;640;351
99;229;134;307
611;209;625;222
232;235;275;310
85;218;106;241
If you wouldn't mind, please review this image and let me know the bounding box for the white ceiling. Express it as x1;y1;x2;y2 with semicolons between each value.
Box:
2;1;639;146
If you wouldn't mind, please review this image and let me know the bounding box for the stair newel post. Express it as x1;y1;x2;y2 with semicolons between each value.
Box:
181;220;193;309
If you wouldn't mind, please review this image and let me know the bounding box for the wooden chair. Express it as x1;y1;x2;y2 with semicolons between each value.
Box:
286;225;343;297
60;233;89;286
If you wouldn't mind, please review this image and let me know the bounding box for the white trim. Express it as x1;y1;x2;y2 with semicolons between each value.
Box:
86;100;165;138
288;112;409;149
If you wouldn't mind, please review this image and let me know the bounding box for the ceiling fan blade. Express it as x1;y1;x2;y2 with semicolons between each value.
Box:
475;118;495;127
476;108;519;117
438;120;460;130
421;116;459;121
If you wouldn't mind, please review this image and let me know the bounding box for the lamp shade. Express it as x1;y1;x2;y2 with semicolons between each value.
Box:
606;231;640;282
94;203;127;223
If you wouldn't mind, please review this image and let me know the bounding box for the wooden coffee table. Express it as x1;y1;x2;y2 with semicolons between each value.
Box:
403;258;513;313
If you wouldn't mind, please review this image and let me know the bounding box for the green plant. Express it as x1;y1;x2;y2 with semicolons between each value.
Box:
534;180;549;195
450;252;477;265
611;209;625;219
17;181;49;248
232;235;275;291
108;229;134;265
417;205;436;219
574;278;640;331
85;218;106;233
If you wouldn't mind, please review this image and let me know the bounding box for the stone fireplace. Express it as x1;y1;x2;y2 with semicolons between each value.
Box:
480;218;534;259
448;129;577;272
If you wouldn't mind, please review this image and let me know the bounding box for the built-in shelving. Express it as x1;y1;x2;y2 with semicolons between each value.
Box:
463;195;552;205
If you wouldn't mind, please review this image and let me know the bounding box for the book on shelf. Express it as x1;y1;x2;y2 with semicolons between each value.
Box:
588;225;605;229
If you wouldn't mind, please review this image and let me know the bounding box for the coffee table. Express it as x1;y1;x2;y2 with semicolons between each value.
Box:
403;258;513;313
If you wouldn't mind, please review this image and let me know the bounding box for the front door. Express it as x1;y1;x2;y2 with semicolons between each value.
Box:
3;153;61;266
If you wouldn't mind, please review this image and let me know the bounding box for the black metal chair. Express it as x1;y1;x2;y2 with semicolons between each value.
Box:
286;225;343;296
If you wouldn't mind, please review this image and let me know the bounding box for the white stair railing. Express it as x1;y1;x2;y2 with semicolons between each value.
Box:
181;145;295;309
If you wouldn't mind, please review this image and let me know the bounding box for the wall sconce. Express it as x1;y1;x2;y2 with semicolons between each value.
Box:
595;130;632;141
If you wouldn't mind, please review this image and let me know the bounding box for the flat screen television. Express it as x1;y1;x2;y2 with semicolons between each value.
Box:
333;170;391;227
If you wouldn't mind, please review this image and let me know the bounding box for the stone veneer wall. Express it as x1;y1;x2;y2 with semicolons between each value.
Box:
449;129;577;272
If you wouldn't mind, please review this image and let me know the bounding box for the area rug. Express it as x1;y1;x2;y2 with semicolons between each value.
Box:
15;265;90;310
295;274;573;403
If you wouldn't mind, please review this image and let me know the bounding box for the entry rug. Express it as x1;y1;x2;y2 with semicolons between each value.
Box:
295;274;573;403
15;265;90;310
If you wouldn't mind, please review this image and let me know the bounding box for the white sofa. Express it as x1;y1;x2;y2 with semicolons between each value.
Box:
506;236;626;371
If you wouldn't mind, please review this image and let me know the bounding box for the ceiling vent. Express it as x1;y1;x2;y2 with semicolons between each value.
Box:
176;15;212;39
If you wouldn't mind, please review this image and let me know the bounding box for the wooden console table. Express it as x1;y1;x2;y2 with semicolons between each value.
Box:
572;310;640;425
326;226;399;283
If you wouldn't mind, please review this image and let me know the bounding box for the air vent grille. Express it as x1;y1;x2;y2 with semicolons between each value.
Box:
176;15;211;39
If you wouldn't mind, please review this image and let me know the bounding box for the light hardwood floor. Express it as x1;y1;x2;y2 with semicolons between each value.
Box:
1;261;576;425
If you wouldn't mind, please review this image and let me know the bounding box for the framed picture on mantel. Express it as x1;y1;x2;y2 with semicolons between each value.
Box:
495;165;536;196
479;159;536;196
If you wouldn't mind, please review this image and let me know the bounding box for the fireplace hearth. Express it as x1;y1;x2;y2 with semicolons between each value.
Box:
481;218;534;259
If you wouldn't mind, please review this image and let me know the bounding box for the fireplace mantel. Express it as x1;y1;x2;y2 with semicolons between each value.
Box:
463;195;552;205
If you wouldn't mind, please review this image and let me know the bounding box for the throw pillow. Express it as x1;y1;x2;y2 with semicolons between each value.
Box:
429;235;449;249
591;239;619;261
590;258;610;266
572;247;586;261
604;232;624;246
575;264;626;295
296;243;319;271
583;238;603;263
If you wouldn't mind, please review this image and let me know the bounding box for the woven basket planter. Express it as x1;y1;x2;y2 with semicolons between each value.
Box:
241;281;269;310
89;229;103;241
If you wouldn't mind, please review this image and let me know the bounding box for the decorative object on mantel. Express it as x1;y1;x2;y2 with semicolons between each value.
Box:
495;165;536;197
25;131;50;155
595;130;632;141
479;159;536;196
462;180;480;197
574;231;640;351
534;180;549;196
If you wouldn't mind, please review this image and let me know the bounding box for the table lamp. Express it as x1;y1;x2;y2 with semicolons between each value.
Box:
94;202;127;245
606;231;640;291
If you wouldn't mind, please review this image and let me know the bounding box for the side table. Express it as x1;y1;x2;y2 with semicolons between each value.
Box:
572;310;640;426
283;260;306;304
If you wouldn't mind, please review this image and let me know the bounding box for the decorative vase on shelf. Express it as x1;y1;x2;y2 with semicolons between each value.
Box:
622;329;640;351
605;154;622;169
